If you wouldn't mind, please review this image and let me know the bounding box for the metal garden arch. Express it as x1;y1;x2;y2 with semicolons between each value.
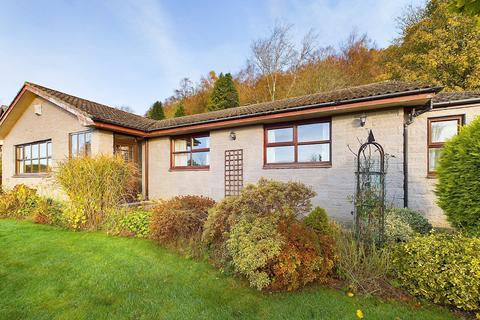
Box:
354;130;386;245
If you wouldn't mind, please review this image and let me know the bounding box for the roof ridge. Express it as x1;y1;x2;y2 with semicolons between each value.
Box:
25;81;155;123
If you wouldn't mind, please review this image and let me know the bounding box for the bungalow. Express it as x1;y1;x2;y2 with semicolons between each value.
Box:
1;81;479;227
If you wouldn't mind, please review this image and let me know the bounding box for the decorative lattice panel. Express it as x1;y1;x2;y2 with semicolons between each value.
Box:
225;149;243;196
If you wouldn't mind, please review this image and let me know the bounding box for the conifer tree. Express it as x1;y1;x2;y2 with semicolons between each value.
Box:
145;101;165;120
174;102;186;117
206;73;240;112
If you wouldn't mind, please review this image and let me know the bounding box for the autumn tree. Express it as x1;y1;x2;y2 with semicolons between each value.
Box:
381;0;480;90
174;102;186;117
206;73;239;111
145;101;165;120
448;0;480;23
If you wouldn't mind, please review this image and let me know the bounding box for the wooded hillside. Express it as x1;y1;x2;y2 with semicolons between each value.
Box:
148;0;480;119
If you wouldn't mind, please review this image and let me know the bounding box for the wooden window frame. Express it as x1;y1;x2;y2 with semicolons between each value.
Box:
427;115;464;176
170;133;210;171
69;130;92;158
263;118;332;169
15;139;52;176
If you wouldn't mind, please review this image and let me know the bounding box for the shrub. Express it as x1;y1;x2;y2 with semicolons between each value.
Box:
203;179;334;291
226;214;284;290
436;117;480;233
334;228;392;295
303;206;332;235
271;219;335;291
203;178;315;258
150;195;215;256
0;184;38;219
32;197;65;227
118;207;152;238
387;207;432;234
384;212;416;243
393;233;480;313
56;155;138;230
104;206;152;238
202;196;242;267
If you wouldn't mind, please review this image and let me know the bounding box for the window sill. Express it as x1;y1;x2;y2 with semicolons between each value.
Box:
12;174;51;178
169;166;210;172
263;163;332;169
426;173;437;179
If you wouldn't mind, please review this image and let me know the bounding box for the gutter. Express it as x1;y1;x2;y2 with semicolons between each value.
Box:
432;98;480;108
403;100;433;208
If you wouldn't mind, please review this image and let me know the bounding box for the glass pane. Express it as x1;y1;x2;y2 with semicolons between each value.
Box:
39;143;47;158
78;133;85;156
32;159;39;173
32;143;39;159
24;160;32;173
16;147;23;160
267;128;293;143
298;123;330;142
47;142;52;157
431;120;458;143
429;148;442;172
298;144;330;162
192;136;209;149
85;132;92;156
174;138;191;152
39;158;48;172
85;140;91;156
24;145;31;160
16;161;24;174
192;152;209;166
71;134;78;156
266;146;294;163
174;153;190;167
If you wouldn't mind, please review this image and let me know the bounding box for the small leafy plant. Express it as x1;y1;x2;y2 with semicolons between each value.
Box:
118;207;152;238
32;197;65;227
0;184;39;219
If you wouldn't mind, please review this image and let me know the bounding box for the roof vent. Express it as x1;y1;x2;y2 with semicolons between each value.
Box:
33;104;42;116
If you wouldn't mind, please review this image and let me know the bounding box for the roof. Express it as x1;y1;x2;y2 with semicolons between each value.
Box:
149;81;441;130
25;82;156;131
432;91;480;106
5;80;442;134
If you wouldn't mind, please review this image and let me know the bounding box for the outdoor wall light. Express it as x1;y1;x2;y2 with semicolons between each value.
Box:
229;131;237;141
358;113;367;127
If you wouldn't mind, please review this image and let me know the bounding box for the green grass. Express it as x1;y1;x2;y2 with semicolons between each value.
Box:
0;220;460;320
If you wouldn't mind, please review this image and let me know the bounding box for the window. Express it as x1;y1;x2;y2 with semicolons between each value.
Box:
70;131;92;158
427;115;463;174
264;119;331;168
15;140;52;174
171;134;210;169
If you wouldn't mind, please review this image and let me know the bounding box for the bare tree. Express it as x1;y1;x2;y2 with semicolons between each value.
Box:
249;22;319;101
115;105;136;114
174;77;195;100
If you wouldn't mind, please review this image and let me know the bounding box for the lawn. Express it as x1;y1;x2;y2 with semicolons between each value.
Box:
0;220;460;320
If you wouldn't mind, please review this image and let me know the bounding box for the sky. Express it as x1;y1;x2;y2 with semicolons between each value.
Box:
0;0;425;115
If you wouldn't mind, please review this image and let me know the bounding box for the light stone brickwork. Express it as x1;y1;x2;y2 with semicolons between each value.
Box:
407;103;480;227
148;107;406;223
1;97;113;197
